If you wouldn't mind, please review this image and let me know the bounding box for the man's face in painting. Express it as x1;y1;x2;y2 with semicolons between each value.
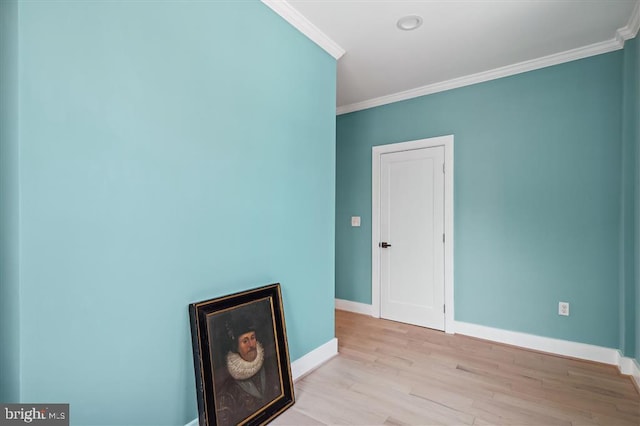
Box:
237;331;258;362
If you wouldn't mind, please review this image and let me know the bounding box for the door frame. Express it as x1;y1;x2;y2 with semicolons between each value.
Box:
372;135;454;333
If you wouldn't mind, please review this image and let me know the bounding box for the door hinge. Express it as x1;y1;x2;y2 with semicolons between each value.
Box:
443;304;446;313
443;163;445;173
443;233;445;243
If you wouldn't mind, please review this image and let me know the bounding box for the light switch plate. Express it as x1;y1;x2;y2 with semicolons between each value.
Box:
351;216;361;227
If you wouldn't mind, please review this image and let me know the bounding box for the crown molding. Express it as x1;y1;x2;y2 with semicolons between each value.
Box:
337;38;621;115
616;0;640;44
261;0;345;60
337;0;640;116
617;0;640;41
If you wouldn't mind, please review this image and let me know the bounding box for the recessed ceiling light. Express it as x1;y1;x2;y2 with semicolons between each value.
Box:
397;15;423;31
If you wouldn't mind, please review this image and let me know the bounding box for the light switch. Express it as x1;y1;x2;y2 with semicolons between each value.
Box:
351;216;361;227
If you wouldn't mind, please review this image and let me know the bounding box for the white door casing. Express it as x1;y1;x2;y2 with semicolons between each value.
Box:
372;135;454;333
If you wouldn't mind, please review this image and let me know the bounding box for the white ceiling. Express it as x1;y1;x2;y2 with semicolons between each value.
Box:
274;0;639;113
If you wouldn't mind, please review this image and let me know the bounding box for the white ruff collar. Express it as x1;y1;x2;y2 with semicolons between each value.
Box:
226;341;264;380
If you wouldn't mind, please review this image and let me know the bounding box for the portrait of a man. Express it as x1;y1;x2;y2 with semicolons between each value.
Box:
208;299;282;426
189;283;294;426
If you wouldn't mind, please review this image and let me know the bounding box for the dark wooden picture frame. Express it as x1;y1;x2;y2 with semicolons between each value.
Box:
189;283;295;426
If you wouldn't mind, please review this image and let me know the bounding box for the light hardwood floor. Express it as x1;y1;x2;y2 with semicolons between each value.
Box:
272;310;640;425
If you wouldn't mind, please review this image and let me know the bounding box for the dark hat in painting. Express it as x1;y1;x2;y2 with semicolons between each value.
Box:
225;315;256;351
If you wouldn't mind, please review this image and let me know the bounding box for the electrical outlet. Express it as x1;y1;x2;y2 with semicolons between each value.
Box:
558;302;570;316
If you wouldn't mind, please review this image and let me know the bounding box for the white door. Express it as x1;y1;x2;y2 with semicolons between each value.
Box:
379;146;445;330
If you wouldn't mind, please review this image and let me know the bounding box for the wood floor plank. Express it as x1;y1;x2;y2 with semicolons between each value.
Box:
273;311;639;425
491;391;594;424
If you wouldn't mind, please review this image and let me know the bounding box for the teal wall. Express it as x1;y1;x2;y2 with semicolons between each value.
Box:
0;0;20;403
622;37;637;358
336;52;624;349
13;1;336;424
634;35;640;366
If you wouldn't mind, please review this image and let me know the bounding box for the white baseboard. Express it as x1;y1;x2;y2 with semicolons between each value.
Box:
335;298;373;316
619;356;640;389
290;337;338;380
185;337;338;426
453;320;638;378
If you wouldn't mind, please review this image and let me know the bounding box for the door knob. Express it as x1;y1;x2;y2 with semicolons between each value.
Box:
379;242;392;248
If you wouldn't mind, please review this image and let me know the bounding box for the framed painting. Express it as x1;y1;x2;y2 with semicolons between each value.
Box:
189;283;295;426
